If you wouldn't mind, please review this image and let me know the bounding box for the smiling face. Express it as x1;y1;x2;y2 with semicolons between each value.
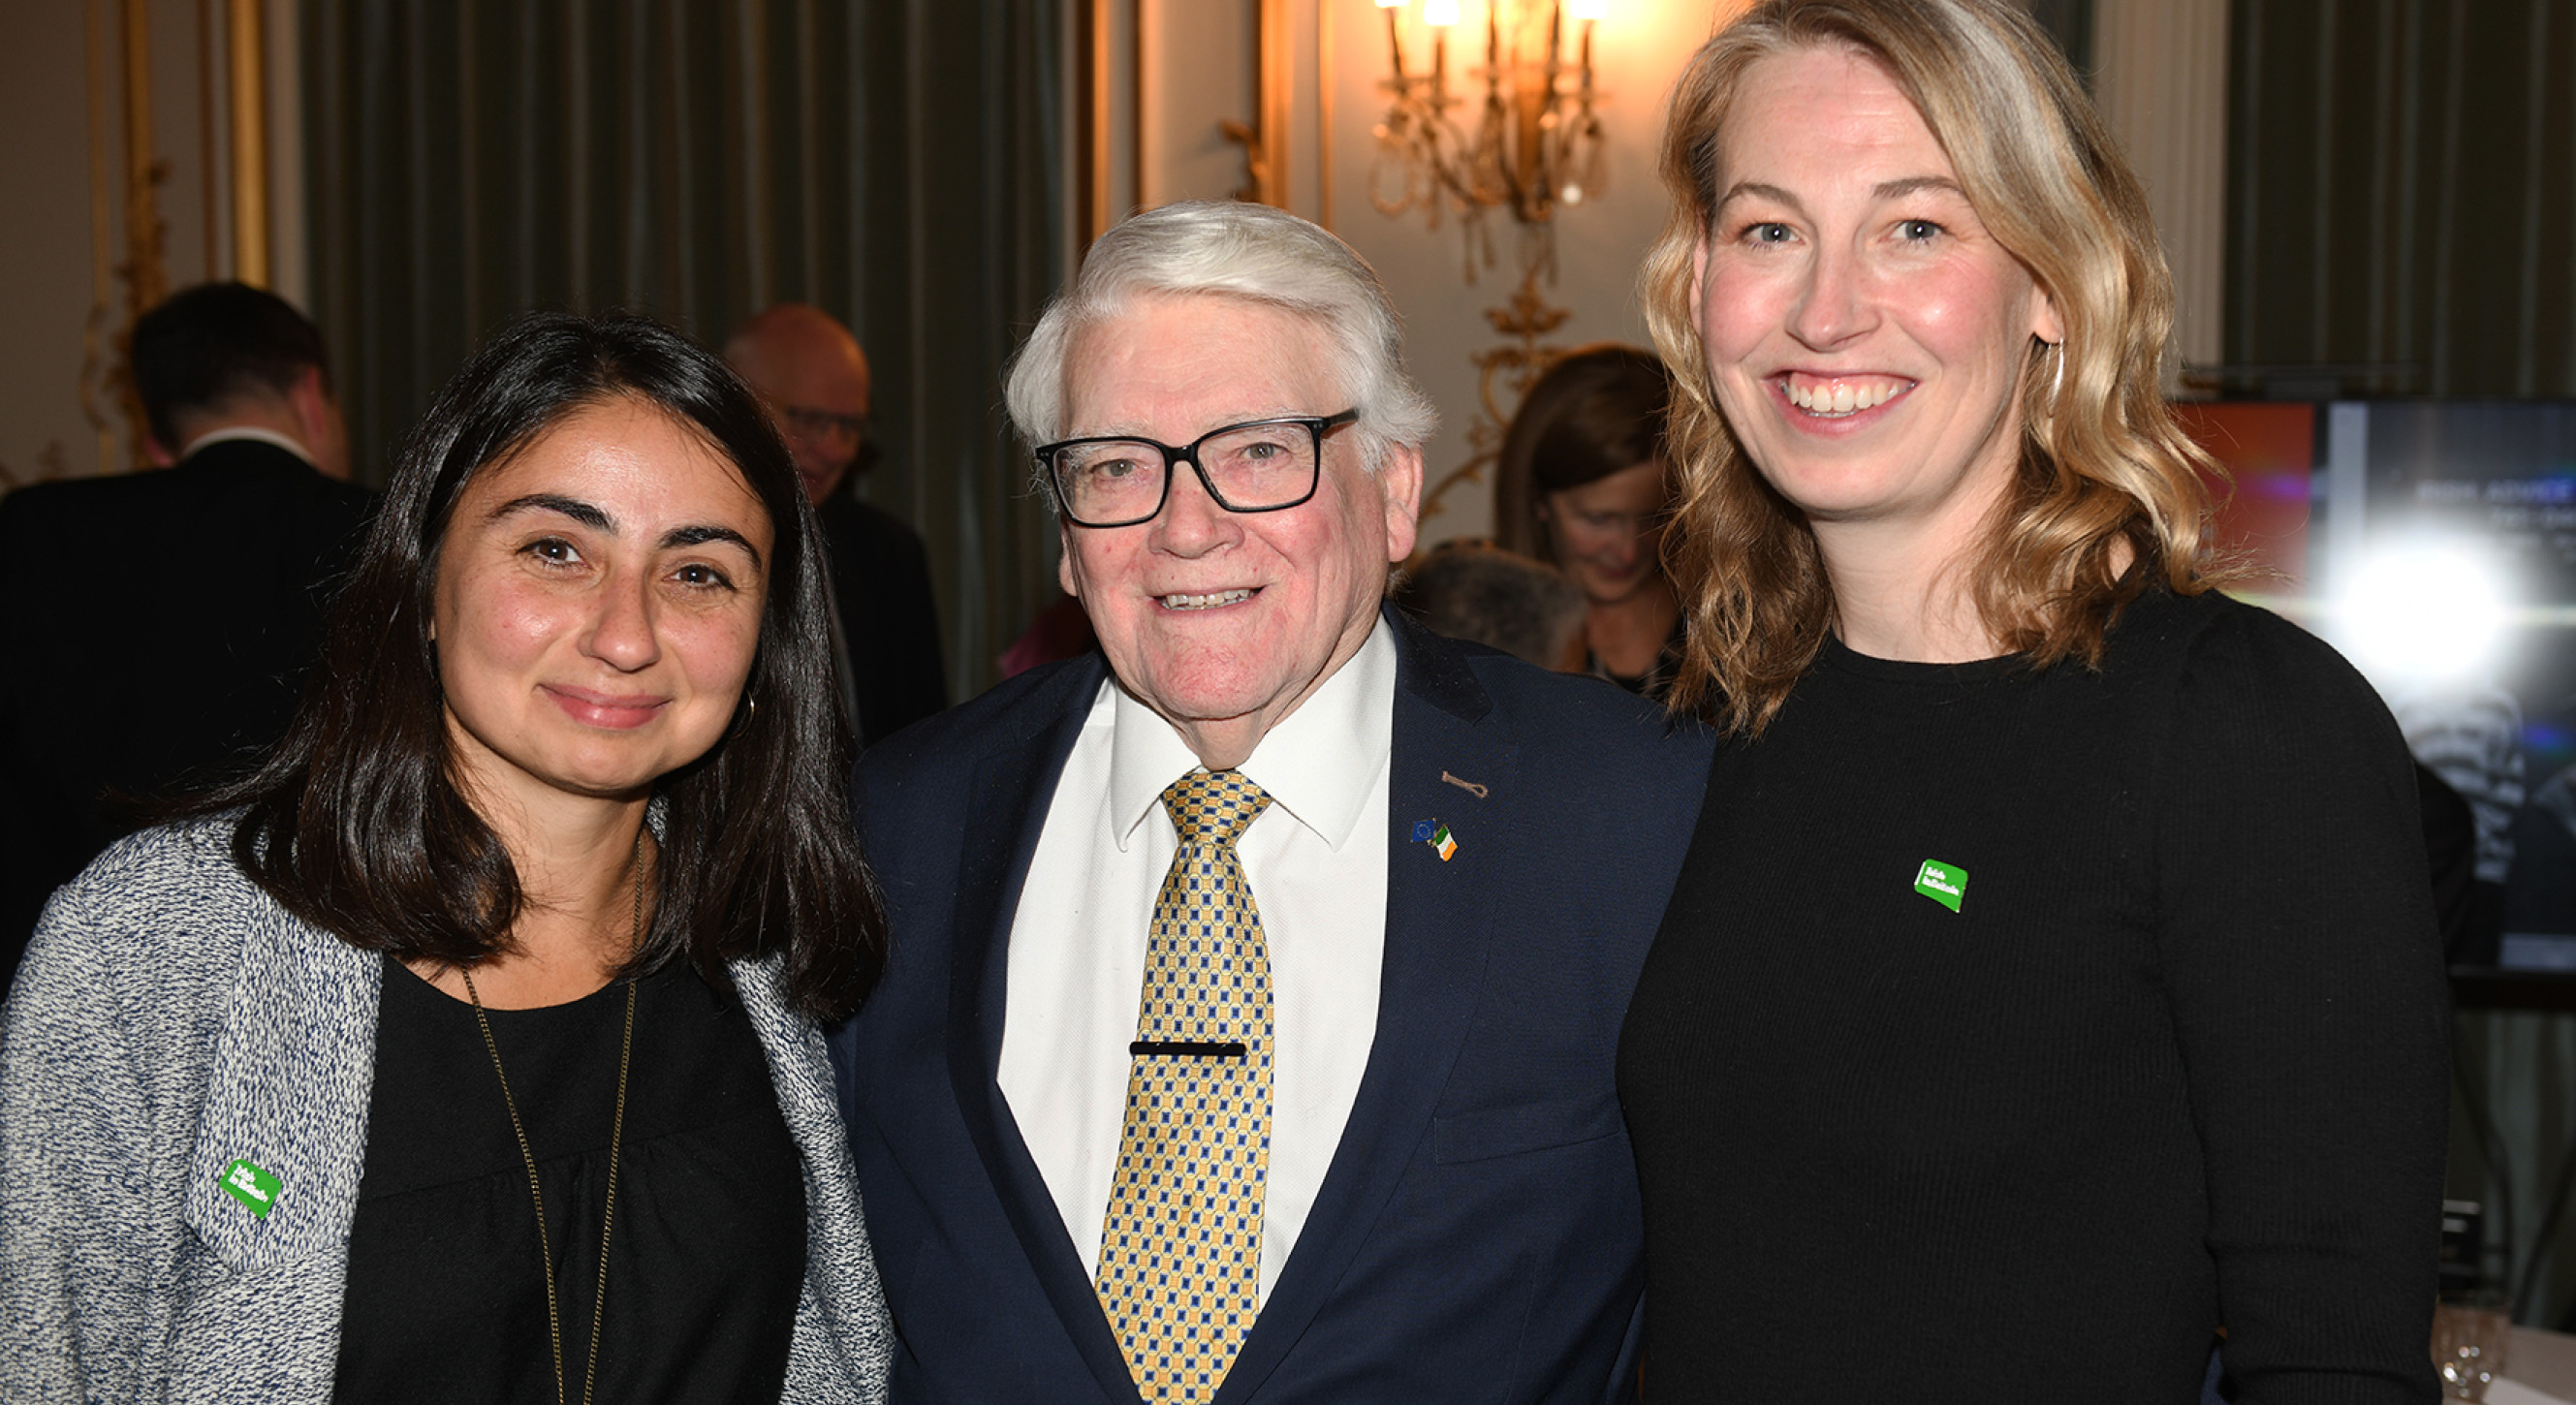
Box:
433;396;774;815
1542;458;1671;606
1694;44;2059;570
1055;293;1422;767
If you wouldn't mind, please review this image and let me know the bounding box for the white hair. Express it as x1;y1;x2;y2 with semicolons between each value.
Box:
1003;201;1439;482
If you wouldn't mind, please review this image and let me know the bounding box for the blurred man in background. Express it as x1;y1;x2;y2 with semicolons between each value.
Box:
725;302;947;746
0;282;373;990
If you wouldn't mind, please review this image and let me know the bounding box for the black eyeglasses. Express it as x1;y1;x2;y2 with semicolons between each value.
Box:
779;405;870;443
1035;410;1359;529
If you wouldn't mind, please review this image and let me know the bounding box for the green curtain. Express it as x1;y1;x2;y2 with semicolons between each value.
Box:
300;0;1066;701
2226;0;2576;397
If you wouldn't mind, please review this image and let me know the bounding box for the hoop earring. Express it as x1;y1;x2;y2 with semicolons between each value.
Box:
725;693;758;741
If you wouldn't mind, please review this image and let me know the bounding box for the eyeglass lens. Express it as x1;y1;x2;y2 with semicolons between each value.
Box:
784;406;867;441
1054;422;1319;523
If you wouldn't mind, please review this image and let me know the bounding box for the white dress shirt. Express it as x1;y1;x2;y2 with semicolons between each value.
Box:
997;619;1394;1301
175;425;319;467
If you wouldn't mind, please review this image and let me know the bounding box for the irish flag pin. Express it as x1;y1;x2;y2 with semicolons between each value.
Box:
1429;823;1458;861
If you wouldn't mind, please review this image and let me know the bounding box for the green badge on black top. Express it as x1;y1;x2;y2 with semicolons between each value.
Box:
1913;859;1967;913
218;1158;281;1218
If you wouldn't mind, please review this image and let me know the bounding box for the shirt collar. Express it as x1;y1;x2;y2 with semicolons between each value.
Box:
1107;616;1397;854
178;425;319;468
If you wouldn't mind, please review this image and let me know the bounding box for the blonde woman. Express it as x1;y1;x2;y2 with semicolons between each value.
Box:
1616;1;2449;1399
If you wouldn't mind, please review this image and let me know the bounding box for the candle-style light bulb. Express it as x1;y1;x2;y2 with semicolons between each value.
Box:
1423;0;1461;26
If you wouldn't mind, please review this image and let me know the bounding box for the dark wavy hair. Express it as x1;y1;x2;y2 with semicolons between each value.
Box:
190;310;883;1022
1493;344;1675;564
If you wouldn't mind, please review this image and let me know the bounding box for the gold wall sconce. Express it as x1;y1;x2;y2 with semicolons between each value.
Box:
1369;0;1609;282
1373;0;1618;528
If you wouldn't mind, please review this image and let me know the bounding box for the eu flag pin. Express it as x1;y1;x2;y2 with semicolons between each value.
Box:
1410;820;1434;843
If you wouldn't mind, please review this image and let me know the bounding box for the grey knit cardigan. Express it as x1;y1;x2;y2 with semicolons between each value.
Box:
0;821;892;1403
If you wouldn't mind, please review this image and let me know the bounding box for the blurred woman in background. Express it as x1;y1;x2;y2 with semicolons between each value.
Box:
1496;344;1684;696
1617;1;2450;1399
1;311;890;1403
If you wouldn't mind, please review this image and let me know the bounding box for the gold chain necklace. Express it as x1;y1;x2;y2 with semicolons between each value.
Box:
459;829;644;1405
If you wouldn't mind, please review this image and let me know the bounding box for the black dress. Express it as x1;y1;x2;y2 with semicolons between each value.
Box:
1618;588;2450;1403
335;959;807;1403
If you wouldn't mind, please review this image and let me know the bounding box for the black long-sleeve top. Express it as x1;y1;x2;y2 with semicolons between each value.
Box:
1619;586;2449;1403
335;961;807;1402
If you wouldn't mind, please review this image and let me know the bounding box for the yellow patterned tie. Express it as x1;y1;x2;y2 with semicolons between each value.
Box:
1095;768;1276;1403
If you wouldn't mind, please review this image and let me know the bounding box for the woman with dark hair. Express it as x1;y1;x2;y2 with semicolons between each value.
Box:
1618;0;2448;1399
1494;344;1682;696
0;311;891;1402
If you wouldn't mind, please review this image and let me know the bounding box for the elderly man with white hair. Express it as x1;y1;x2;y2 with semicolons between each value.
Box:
830;201;1712;1405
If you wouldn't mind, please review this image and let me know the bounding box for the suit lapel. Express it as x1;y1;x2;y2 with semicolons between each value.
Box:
1216;612;1514;1403
941;655;1146;1405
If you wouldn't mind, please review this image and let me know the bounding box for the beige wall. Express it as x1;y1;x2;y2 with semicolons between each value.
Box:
1;0;128;486
1138;0;1261;211
0;0;303;490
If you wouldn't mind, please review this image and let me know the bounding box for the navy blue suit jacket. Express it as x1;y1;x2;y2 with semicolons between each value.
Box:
829;608;1712;1404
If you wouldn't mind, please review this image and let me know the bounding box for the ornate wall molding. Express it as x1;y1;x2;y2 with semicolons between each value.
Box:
226;0;270;288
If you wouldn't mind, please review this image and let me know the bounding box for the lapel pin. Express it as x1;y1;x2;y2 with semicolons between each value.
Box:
1428;822;1459;861
219;1157;281;1218
1913;859;1967;913
1440;771;1489;799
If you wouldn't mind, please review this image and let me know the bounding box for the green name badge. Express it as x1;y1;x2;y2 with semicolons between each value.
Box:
218;1158;281;1219
1913;859;1967;913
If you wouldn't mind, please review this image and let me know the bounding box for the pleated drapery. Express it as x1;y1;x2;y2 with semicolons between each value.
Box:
2226;0;2576;398
299;0;1066;701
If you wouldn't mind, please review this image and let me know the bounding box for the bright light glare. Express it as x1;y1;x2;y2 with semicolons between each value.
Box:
1377;0;1404;9
2340;544;2511;683
1568;0;1610;18
1423;0;1461;25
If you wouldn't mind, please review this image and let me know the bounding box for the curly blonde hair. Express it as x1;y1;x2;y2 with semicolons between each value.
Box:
1642;0;2223;734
